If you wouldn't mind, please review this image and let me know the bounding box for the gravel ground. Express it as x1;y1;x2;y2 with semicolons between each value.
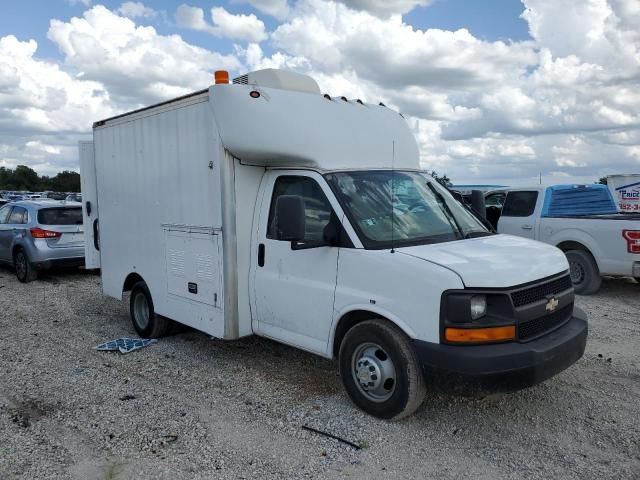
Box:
0;267;639;479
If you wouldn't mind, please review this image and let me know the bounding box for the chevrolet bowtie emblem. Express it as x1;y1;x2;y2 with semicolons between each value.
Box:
546;297;559;312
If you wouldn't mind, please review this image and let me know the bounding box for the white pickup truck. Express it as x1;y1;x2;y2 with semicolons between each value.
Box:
485;185;640;294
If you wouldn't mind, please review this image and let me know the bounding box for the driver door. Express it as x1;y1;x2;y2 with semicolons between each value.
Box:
251;172;341;355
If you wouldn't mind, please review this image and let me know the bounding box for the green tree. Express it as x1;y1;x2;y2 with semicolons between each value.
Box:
13;165;40;191
49;171;81;192
596;176;608;185
0;166;80;192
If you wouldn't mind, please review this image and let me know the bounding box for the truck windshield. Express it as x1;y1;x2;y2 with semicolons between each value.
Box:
326;170;489;249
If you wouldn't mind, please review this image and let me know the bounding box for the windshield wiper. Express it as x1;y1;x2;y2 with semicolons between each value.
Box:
427;183;464;240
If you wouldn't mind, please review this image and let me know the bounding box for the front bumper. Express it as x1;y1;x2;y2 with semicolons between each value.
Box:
413;307;588;394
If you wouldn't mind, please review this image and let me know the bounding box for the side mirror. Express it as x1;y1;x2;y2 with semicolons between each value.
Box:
470;190;487;220
275;195;305;242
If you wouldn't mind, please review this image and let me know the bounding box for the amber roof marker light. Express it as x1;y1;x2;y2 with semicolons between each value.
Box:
214;70;229;84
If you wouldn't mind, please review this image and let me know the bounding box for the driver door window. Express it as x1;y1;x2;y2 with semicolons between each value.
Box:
267;176;333;245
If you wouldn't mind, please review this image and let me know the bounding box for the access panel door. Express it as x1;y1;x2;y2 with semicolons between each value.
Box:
252;173;339;355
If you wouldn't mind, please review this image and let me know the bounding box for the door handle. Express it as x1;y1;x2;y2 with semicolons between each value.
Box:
522;225;533;230
258;243;265;267
93;219;100;251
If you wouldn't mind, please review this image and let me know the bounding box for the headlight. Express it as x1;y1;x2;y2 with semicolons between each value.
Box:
441;292;514;344
470;295;487;320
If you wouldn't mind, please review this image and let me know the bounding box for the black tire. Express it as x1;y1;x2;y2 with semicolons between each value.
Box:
566;249;602;295
339;319;426;420
129;281;171;338
14;249;37;283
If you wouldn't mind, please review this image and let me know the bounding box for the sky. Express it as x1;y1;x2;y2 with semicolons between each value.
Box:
0;0;639;186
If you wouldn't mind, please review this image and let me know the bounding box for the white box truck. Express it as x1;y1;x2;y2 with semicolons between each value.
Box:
80;69;587;419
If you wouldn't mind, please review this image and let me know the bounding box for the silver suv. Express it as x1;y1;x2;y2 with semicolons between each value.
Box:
0;200;85;282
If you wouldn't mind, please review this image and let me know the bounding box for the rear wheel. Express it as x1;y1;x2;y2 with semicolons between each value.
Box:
566;249;602;295
339;319;426;420
14;249;37;283
129;281;171;338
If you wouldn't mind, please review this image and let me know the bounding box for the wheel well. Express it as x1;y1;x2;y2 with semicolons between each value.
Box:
557;241;590;254
557;241;600;273
333;310;385;358
123;272;144;293
12;245;24;259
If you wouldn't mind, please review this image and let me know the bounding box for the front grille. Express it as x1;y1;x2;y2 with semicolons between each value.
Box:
511;275;572;308
518;303;573;341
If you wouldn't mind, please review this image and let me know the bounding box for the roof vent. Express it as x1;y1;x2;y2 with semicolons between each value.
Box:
231;69;320;95
232;74;249;85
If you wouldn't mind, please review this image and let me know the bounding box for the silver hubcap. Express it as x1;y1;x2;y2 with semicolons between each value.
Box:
352;343;397;402
133;293;150;330
569;260;585;284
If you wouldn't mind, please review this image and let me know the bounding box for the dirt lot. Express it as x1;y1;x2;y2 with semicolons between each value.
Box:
0;267;638;479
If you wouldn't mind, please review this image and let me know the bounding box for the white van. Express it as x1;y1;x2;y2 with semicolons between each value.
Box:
80;69;587;419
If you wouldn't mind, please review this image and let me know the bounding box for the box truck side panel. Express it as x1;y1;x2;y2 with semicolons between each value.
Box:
94;94;226;337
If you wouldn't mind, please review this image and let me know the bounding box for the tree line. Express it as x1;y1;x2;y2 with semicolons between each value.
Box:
0;165;80;192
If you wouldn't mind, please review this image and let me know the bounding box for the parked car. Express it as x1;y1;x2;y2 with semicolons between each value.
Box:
485;184;640;294
0;200;85;282
65;193;82;203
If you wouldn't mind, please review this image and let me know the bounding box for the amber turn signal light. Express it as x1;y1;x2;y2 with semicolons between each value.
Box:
445;325;515;344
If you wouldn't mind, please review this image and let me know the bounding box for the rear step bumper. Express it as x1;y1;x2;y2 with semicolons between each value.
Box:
413;307;588;394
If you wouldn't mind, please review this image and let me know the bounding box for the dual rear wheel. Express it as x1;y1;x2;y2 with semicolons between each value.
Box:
129;281;171;338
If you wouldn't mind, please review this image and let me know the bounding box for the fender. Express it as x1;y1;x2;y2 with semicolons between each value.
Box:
328;303;419;358
10;234;28;260
543;227;602;269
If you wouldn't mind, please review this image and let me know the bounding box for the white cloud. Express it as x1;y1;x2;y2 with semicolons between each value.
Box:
336;0;433;17
176;4;267;43
116;2;158;19
66;0;91;6
232;0;290;19
272;1;536;90
0;34;114;176
0;35;113;134
48;5;241;106
2;0;640;184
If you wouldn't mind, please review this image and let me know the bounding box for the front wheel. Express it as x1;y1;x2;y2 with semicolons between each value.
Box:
129;281;171;338
14;249;37;283
566;249;602;295
339;319;426;420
